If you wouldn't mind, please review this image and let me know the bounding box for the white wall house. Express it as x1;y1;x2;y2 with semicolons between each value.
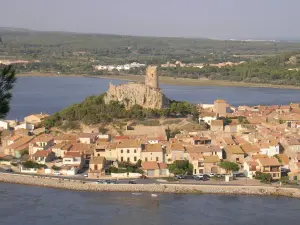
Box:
260;145;280;157
15;122;34;131
199;113;217;126
0;120;9;130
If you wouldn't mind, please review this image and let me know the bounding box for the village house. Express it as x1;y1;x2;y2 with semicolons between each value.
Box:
70;143;94;163
88;156;106;178
141;143;164;163
257;139;280;157
224;145;245;164
24;113;49;125
141;161;169;177
4;136;34;158
28;134;54;155
186;151;204;174
31;150;55;164
169;143;185;162
243;160;259;178
63;151;84;169
14;122;34;131
256;157;281;180
116;140;142;163
103;142;118;161
202;155;221;174
78;133;97;144
240;144;260;157
0;120;9;130
198;112;217;125
210;120;224;132
52;142;73;158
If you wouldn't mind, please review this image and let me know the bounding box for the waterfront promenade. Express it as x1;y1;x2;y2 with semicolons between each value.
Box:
1;173;300;198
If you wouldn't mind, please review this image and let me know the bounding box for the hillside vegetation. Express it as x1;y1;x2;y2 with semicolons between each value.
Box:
1;28;300;86
43;94;198;129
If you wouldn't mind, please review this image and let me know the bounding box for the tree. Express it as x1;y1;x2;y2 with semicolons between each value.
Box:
219;161;239;174
0;65;17;119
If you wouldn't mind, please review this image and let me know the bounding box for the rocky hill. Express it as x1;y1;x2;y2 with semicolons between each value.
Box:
104;82;170;109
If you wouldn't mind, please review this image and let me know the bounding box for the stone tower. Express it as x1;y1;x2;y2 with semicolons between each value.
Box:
145;65;159;89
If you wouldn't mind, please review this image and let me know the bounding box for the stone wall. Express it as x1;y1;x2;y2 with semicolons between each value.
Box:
104;83;169;109
1;173;300;198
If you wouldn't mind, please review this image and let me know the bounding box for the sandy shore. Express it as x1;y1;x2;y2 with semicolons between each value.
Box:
1;173;300;198
17;72;300;90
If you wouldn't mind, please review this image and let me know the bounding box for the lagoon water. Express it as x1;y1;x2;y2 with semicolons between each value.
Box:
6;76;300;119
1;183;300;225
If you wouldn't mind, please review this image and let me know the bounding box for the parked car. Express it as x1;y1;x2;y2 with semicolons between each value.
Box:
110;180;118;184
128;180;136;184
175;175;184;179
5;168;13;172
235;173;245;177
53;171;61;175
139;175;148;179
83;174;88;177
183;175;195;179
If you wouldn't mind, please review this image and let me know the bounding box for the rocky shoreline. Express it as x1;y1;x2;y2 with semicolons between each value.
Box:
1;173;300;198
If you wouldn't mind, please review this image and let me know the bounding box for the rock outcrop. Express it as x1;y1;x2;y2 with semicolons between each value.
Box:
104;83;169;109
104;66;170;109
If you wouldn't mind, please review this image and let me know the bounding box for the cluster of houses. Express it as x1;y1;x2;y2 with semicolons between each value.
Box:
93;62;146;71
160;61;245;69
1;99;300;182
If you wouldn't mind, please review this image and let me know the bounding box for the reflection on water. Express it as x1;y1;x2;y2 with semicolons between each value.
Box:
1;183;300;225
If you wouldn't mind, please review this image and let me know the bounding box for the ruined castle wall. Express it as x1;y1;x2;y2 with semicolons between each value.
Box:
145;65;159;89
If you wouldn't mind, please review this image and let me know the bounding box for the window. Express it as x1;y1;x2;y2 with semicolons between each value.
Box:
98;154;100;157
121;150;123;153
134;157;137;162
127;157;130;162
127;149;130;153
121;157;123;162
236;158;239;162
134;149;136;153
145;157;148;162
94;165;98;170
156;157;159;161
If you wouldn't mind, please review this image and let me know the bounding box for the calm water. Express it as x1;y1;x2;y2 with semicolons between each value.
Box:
0;183;300;225
6;76;300;120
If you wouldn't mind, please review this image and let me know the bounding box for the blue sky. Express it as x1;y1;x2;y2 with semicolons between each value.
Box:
0;0;299;39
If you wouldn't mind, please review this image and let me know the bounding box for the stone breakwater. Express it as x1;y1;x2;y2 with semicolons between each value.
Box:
1;173;300;198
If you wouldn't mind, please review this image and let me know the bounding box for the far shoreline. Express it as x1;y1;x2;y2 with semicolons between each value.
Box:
16;72;300;90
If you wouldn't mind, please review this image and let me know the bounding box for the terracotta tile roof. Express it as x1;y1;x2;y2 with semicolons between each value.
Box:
7;136;34;150
143;144;162;152
225;145;244;154
90;156;105;164
223;137;235;145
200;112;216;117
276;154;289;165
170;143;185;151
34;134;54;143
240;144;260;153
158;163;167;169
117;140;141;148
188;152;204;161
64;151;81;158
8;135;22;142
203;155;220;163
52;142;68;149
211;120;224;126
142;161;159;170
114;135;130;140
107;142;117;149
257;157;281;166
33;150;52;157
252;154;268;160
70;143;93;153
55;134;78;141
